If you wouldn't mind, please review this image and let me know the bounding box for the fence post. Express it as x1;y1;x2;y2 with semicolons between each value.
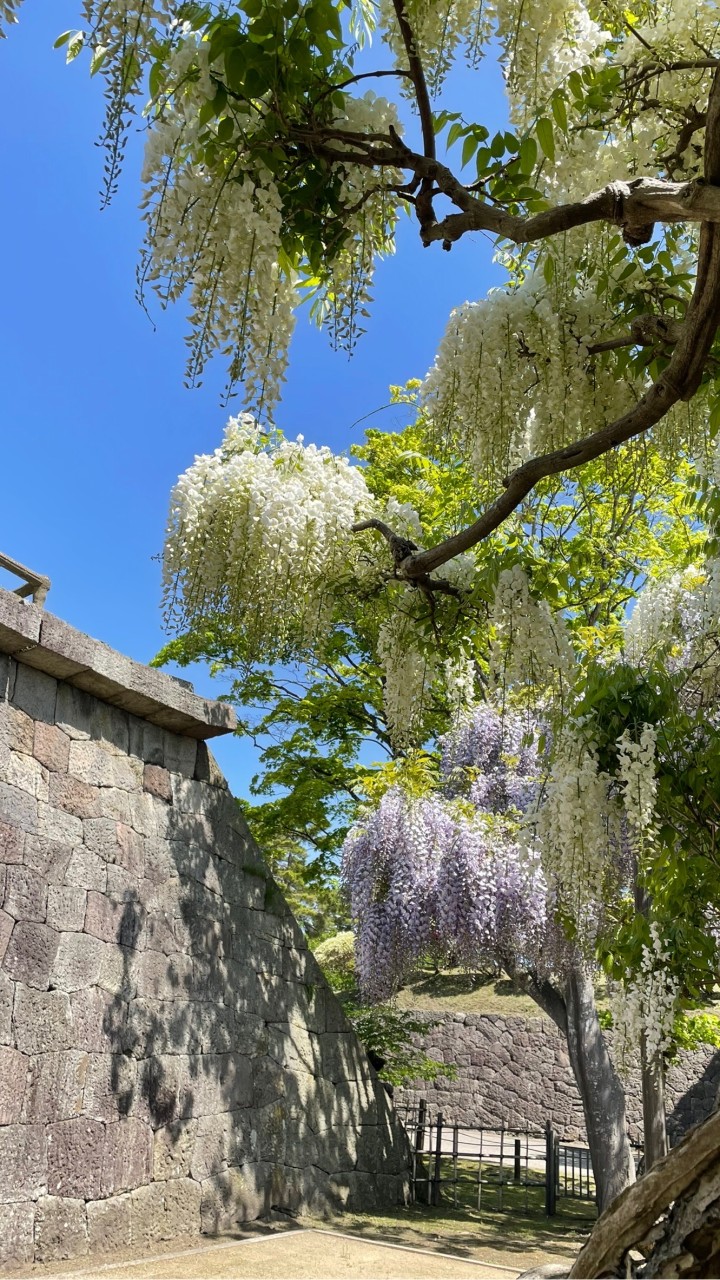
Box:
432;1111;444;1207
514;1138;521;1183
545;1121;557;1217
414;1099;427;1157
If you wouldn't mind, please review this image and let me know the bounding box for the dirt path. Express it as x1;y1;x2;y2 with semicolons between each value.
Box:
7;1219;582;1280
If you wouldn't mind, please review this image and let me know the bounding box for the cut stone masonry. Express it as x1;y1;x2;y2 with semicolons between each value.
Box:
0;589;410;1268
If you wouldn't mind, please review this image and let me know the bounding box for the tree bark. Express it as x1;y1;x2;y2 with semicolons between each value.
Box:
640;1033;668;1171
509;961;636;1214
562;966;636;1213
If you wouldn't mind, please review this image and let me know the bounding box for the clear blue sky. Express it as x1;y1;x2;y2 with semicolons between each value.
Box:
0;6;505;797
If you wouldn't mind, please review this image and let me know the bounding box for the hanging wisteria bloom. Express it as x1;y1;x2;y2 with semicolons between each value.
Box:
162;415;370;661
490;565;576;698
610;922;680;1073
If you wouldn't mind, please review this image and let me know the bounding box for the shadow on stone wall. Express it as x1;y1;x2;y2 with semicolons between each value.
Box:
0;657;410;1266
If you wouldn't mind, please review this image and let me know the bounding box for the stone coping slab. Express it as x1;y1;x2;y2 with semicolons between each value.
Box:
0;587;236;740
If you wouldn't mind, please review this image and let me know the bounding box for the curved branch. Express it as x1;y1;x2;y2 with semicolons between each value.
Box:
399;71;720;579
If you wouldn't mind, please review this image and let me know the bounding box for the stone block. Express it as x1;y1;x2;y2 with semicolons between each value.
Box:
48;772;101;819
188;1052;253;1117
101;1118;153;1195
83;1052;136;1122
70;986;120;1054
64;848;107;892
51;932;107;991
135;948;193;1000
129;718;165;766
0;703;35;754
69;739;143;791
84;890;144;949
0;1045;27;1122
0;781;37;832
11;661;56;723
144;763;172;802
193;744;228;789
34;1196;89;1262
144;911;186;955
24;834;73;883
0;969;13;1043
22;1050;89;1123
36;801;82;845
47;1117;106;1199
125;1000;202;1062
144;838;178;884
33;720;71;772
0;908;12;962
2;920;59;988
56;681;131;752
200;1167;268;1232
0;1202;35;1267
4;864;47;921
189;1110;246;1180
0;816;24;863
5;749;49;802
98;944;137;1000
86;1193;132;1252
137;1055;192;1128
0;1124;46;1200
162;732;198;776
131;1178;202;1246
46;885;87;932
153;1119;198;1181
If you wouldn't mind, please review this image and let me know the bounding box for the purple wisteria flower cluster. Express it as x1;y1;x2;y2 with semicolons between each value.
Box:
341;705;557;1002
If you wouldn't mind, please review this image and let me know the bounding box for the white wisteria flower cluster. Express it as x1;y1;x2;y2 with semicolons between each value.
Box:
422;268;640;484
534;730;613;931
162;415;370;659
490;565;576;695
610;921;680;1072
616;724;657;846
624;560;720;684
377;609;438;749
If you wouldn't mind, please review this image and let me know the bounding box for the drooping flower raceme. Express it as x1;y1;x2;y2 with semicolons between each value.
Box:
490;565;576;696
376;610;438;751
610;921;680;1072
162;415;370;661
616;724;657;848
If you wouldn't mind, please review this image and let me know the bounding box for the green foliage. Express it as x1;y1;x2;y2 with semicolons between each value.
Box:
312;929;356;989
672;1012;720;1056
343;1001;454;1088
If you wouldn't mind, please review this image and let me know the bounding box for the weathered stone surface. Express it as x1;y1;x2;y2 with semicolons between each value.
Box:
64;848;107;892
3;864;47;921
11;662;56;724
0;627;411;1268
0;1202;35;1267
0;1124;46;1200
33;720;71;772
47;1118;106;1199
0;816;24;863
0;907;12;962
131;1179;202;1246
24;834;73;883
0;1045;27;1122
48;772;101;819
51;932;107;991
2;920;58;988
102;1118;153;1196
86;1193;132;1252
0;780;37;832
143;763;172;802
34;1196;88;1262
23;1051;89;1123
46;884;87;932
153;1120;198;1181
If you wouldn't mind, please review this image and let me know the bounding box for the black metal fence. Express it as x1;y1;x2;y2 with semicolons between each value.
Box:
395;1100;598;1219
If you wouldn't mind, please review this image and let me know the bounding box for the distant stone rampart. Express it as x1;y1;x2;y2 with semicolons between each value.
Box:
396;1012;720;1144
0;588;409;1268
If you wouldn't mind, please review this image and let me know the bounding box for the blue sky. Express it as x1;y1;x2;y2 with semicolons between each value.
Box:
0;6;506;796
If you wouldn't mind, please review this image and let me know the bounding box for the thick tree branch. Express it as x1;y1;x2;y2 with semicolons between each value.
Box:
396;70;720;579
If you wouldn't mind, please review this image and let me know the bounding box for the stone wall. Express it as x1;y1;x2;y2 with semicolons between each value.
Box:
395;1013;720;1144
0;589;410;1269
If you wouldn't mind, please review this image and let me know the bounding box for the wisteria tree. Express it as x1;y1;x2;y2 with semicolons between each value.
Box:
9;0;720;1259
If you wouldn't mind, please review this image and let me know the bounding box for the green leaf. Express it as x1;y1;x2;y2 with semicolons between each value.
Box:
543;253;555;285
490;131;505;158
53;29;74;48
518;136;537;174
447;121;466;148
551;94;568;133
461;134;477;169
536;117;555;163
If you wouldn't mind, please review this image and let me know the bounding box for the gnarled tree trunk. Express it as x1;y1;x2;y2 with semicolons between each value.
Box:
640;1033;668;1172
563;966;636;1213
